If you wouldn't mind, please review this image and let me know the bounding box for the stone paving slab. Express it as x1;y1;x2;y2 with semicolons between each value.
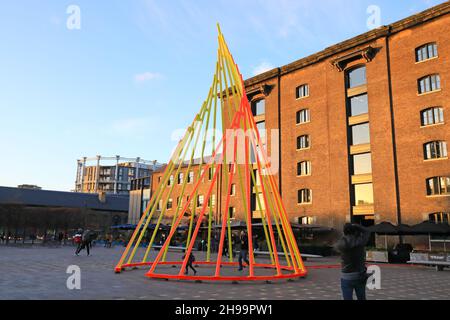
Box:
0;245;449;300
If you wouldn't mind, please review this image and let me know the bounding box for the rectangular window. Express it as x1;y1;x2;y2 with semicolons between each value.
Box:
168;175;173;186
167;199;173;210
296;84;309;99
256;121;266;138
296;109;310;124
347;66;366;88
187;171;194;184
230;184;236;196
197;195;204;207
352;153;372;175
299;216;314;225
297;161;311;176
178;173;184;184
208;167;216;181
229;207;235;219
297;189;312;204
351;123;370;145
297;135;310;150
349;94;368;117
251;99;265;116
354;183;374;206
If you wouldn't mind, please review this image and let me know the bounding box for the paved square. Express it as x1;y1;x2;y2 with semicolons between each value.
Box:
1;245;449;300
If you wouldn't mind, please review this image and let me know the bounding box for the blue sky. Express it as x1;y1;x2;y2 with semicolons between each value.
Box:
0;0;444;191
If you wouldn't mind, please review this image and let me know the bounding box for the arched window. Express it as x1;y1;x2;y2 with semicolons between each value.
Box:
423;141;447;160
296;109;310;124
296;84;309;99
416;43;438;62
418;74;441;94
421;107;444;126
429;212;449;224
426;177;450;196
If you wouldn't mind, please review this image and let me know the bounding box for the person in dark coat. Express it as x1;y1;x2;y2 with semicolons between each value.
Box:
75;229;96;256
238;230;250;271
335;223;371;300
182;251;197;275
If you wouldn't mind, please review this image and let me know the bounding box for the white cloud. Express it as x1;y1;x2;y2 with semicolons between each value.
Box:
134;72;162;83
252;61;274;76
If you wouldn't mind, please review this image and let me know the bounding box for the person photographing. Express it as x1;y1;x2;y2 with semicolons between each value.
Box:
335;223;371;300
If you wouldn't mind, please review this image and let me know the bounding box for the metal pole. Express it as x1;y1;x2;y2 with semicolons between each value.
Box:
75;160;81;191
114;155;120;194
95;155;101;193
80;157;87;192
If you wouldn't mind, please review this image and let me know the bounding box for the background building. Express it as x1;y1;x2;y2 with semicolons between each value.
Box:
75;155;162;195
0;186;129;241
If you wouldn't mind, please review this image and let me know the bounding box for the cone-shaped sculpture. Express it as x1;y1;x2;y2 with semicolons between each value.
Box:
114;26;307;282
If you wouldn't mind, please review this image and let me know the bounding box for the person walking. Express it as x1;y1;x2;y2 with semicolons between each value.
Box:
104;234;112;248
335;223;371;300
75;229;94;256
182;251;197;275
238;230;250;271
74;229;83;256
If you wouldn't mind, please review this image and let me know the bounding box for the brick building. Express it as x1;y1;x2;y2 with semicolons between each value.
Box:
243;2;450;231
131;3;450;237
